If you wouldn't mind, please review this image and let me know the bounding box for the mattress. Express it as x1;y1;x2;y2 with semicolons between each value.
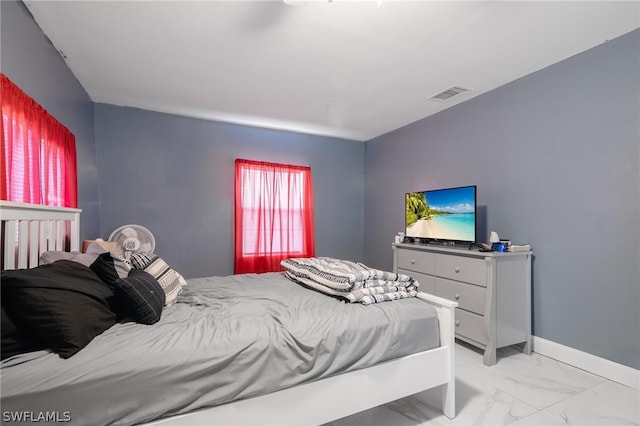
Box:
0;272;439;426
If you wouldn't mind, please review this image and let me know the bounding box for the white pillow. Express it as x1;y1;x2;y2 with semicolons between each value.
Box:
39;251;99;267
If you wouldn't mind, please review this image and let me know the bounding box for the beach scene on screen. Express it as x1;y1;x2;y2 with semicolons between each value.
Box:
406;187;475;241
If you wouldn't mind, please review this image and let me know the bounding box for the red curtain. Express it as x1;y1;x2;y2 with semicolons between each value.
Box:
1;74;77;207
234;159;315;274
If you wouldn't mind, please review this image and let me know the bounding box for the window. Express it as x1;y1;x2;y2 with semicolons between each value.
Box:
234;159;315;274
1;74;77;207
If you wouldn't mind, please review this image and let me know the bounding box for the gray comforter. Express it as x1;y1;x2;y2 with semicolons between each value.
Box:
0;272;439;426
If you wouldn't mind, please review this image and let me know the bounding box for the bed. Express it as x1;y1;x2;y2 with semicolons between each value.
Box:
0;200;457;426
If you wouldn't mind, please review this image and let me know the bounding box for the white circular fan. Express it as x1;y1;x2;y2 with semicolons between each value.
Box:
108;224;156;258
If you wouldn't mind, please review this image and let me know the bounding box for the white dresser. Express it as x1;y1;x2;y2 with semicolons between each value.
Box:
393;243;532;366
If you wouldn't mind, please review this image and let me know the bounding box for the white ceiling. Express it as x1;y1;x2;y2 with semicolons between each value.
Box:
24;1;640;141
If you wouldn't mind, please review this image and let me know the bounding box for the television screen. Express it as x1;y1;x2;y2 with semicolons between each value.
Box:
405;185;477;242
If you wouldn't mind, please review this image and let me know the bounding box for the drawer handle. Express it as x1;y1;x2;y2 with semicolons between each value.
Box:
454;266;460;273
455;320;461;327
411;259;416;265
454;293;460;300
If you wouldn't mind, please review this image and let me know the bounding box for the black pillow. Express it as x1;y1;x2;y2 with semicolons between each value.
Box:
1;303;46;360
115;269;165;325
90;252;131;288
1;260;117;359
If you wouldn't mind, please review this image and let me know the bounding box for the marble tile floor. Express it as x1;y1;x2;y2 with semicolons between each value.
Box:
324;342;639;426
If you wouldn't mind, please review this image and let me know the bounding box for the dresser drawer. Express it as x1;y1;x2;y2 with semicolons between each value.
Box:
393;243;532;366
398;269;436;295
397;249;436;275
435;254;486;286
455;309;487;345
435;278;486;315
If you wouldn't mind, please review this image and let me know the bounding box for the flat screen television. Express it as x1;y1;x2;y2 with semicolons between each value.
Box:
405;185;477;243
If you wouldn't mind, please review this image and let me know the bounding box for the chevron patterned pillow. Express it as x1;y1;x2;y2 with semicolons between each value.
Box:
129;252;187;305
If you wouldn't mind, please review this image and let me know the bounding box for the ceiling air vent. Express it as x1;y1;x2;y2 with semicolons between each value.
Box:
430;86;471;101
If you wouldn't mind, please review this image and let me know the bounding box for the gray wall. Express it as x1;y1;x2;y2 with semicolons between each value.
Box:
0;0;99;239
364;29;640;369
93;104;365;279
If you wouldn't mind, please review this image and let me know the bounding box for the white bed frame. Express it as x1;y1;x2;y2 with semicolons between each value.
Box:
0;200;458;425
1;201;81;270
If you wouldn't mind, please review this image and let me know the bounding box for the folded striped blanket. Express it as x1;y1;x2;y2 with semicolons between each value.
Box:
281;257;419;305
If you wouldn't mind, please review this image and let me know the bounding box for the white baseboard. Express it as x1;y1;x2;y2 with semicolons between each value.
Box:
533;337;639;390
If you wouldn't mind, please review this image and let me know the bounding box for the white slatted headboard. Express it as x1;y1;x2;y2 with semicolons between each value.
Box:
0;201;81;270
